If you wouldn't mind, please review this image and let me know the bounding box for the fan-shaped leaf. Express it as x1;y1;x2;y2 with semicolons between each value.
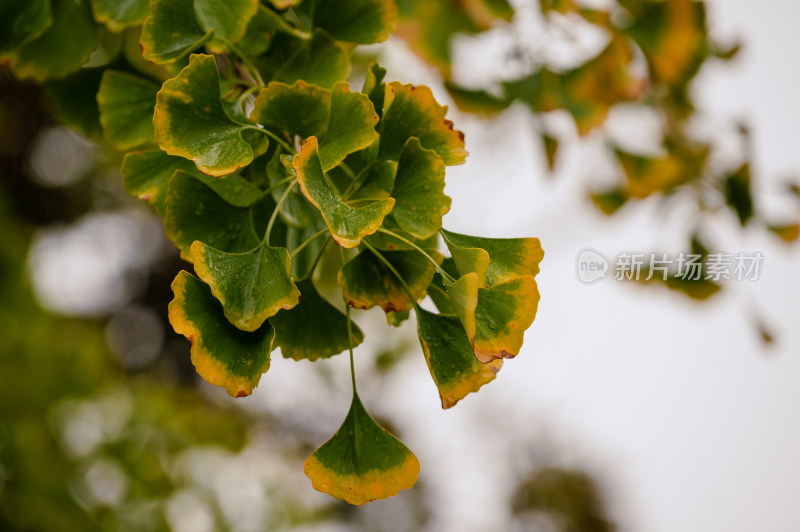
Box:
169;271;274;397
194;0;259;53
90;0;149;31
304;394;419;504
416;308;502;408
0;0;51;56
441;229;544;286
154;54;267;176
141;0;214;63
97;71;159;149
391;138;450;239
191;240;300;332
294;137;394;248
309;0;397;44
269;280;364;362
339;249;441;312
164;170;261;261
379;82;468;166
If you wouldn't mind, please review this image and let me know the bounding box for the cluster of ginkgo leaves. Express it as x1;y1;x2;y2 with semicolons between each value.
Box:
1;0;543;504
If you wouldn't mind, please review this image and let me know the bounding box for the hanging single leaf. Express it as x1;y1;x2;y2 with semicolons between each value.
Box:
363;62;387;119
169;271;274;397
164;170;261;261
391;138;450;239
154;54;267;176
90;0;149;32
441;229;544;286
44;66;105;140
191;240;300;332
269;280;364;362
470;276;540;363
140;0;214;63
379;82;468;166
416;308;503;408
9;0;98;82
97;70;160;149
294;137;394;248
339;248;441;312
304;394;420;504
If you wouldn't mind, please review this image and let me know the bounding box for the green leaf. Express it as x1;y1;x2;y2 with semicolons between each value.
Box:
169;271;274;397
9;0;98;82
362;62;387;118
470;276;540;363
140;0;214;63
194;0;259;53
444;82;510;115
294;137;394;248
154;54;267;176
266;0;301;8
269;280;364;362
0;0;52;57
164;170;261;261
191;240;300;332
250;80;331;141
308;0;396;44
97;70;159;149
391;138;450;239
304;394;419;504
416;307;503;409
44;66;105;140
723;163;753;227
90;0;149;32
379;81;468;166
339;248;441;313
251;81;378;171
265;150;312;228
123;150;264;216
270;29;349;89
441;229;544;286
237;5;292;56
589;187;628;216
122;149;199;216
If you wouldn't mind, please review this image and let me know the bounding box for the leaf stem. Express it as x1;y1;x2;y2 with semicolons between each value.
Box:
340;246;358;393
290;228;329;258
260;128;294;153
265;181;297;244
222;39;265;87
261;175;296;197
376;228;455;284
341;160;379;201
363;241;421;311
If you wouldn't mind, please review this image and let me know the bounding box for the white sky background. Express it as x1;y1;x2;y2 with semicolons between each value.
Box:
344;0;800;530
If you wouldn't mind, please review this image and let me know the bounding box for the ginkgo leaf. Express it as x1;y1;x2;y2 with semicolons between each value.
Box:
270;29;349;89
169;271;274;397
307;0;397;44
250;80;331;141
9;0;98;82
615;147;690;200
363;62;387;118
251;81;378;171
416;307;503;409
194;0;259;53
123;150;264;217
141;0;214;63
191;240;300;332
164;170;261;261
471;276;540;363
90;0;149;32
379;82;468;166
97;70;160;149
391;138;450;239
266;0;302;8
0;0;51;57
154;54;267;176
269;280;364;362
294;137;394;248
339;249;441;313
44;67;105;140
304;393;420;504
440;228;544;286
